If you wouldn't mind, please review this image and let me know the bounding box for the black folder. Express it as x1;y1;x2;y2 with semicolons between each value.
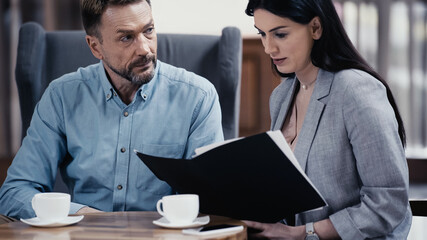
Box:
135;131;326;223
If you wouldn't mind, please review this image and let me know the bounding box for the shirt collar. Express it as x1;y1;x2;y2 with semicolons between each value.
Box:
96;61;115;101
96;60;162;102
137;59;161;102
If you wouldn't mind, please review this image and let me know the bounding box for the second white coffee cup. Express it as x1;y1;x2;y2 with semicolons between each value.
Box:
156;194;199;225
32;192;70;222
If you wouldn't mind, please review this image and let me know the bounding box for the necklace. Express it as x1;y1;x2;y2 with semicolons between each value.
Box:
300;78;316;90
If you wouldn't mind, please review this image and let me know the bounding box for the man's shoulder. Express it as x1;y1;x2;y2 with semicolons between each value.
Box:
49;62;101;89
156;61;215;93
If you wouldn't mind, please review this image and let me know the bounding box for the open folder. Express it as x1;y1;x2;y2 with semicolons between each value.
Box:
135;130;327;223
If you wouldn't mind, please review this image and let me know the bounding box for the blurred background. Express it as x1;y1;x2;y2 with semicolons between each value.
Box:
0;0;426;158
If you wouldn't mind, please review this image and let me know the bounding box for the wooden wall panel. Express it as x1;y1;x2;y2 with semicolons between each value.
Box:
0;157;12;186
239;38;281;137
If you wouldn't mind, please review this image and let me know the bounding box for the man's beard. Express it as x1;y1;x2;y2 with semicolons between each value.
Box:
106;54;157;86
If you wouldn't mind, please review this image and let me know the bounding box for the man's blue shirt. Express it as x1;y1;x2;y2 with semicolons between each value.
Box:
0;60;224;219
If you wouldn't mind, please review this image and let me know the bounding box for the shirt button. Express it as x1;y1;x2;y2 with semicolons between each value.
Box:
117;185;123;190
124;111;129;117
121;147;126;153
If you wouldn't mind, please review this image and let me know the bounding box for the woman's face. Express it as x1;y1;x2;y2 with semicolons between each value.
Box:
253;9;320;76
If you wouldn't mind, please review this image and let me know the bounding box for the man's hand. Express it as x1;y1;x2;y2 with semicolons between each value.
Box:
75;206;103;215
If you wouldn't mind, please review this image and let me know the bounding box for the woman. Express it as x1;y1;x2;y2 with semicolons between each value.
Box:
244;0;412;239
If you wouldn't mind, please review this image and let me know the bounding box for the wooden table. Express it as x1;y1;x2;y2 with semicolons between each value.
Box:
0;211;247;240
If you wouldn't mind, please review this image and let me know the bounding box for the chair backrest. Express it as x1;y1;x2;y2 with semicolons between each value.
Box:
16;22;242;141
15;22;242;192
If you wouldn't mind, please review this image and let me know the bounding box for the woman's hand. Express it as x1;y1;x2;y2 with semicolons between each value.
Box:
243;218;340;240
242;220;305;240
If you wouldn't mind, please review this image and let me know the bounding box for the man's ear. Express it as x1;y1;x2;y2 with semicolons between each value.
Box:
86;35;103;60
310;16;323;40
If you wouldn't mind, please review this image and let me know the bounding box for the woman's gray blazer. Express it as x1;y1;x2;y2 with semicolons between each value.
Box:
270;69;412;239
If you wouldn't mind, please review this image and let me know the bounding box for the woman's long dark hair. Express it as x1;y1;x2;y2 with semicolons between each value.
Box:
246;0;406;147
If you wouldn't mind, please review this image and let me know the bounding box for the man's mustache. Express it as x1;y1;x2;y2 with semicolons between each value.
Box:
129;55;155;69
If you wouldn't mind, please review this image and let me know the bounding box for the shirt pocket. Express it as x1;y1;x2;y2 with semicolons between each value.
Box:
136;143;185;195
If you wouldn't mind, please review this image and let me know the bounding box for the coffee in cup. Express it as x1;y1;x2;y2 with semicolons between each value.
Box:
31;192;70;222
156;194;199;225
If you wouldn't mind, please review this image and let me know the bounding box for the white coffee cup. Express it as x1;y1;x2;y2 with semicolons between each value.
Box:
156;194;199;225
31;192;70;222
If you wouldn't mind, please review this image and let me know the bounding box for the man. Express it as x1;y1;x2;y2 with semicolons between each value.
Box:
0;0;223;221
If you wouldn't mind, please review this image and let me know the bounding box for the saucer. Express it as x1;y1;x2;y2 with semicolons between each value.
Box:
153;215;210;229
20;215;84;227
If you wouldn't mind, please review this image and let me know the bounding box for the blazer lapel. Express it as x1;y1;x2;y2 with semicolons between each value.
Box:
272;77;298;131
294;69;334;172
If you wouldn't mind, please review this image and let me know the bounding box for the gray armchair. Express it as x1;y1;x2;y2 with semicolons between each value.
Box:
15;22;242;192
